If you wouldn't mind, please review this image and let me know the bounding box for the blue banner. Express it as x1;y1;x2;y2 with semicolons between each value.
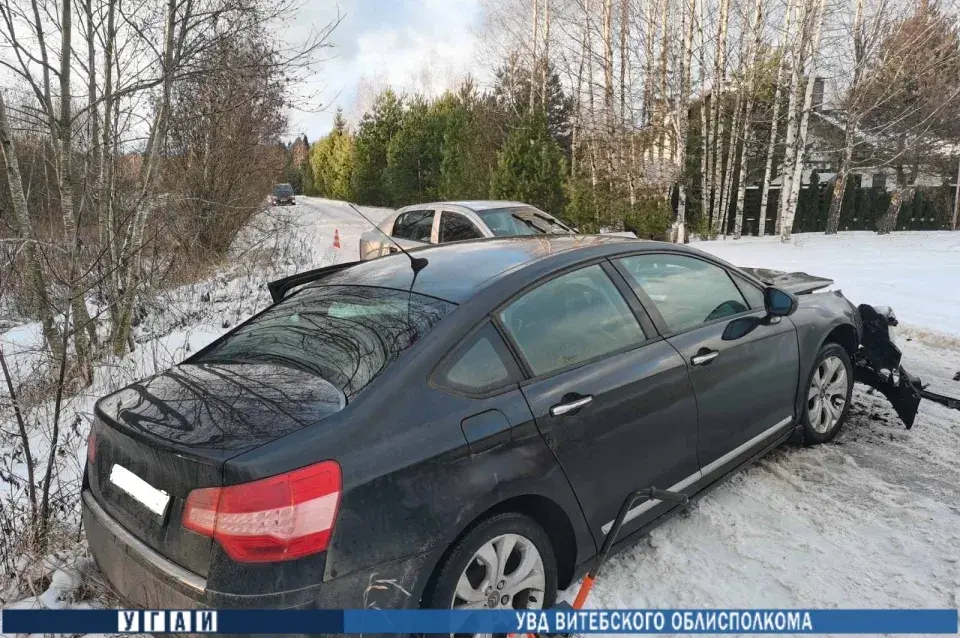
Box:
1;608;957;634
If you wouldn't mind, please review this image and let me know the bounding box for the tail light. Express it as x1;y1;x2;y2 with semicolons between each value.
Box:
182;460;341;563
87;428;97;465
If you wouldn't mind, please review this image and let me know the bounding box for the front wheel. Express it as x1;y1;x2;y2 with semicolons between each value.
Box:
424;512;557;619
801;342;854;444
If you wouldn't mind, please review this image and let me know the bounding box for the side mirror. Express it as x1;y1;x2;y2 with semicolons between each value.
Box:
764;286;799;317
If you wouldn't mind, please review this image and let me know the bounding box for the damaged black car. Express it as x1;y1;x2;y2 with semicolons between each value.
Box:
82;235;946;635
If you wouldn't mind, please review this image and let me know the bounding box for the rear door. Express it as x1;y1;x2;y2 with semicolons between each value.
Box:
496;262;700;542
390;209;436;251
614;253;799;474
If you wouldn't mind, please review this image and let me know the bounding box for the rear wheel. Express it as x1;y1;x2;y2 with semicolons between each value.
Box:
425;512;557;636
802;343;854;444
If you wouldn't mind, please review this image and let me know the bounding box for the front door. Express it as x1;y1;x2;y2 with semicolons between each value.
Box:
614;253;800;473
496;263;700;542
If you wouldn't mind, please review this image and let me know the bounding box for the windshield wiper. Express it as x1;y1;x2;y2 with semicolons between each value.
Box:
511;212;552;233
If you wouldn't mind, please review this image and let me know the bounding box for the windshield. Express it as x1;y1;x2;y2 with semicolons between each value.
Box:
477;206;572;236
193;286;455;400
274;184;294;195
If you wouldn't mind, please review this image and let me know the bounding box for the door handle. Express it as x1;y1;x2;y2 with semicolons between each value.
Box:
550;395;593;417
388;246;399;254
691;350;719;366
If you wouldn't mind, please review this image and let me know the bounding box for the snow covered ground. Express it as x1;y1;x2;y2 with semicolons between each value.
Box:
694;231;960;338
1;201;958;633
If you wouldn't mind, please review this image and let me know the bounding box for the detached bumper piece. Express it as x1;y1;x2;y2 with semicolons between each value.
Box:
854;304;960;428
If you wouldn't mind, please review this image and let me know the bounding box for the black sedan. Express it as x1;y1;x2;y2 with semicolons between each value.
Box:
84;235;896;626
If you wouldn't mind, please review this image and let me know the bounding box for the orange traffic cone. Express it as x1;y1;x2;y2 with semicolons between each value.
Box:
333;229;341;249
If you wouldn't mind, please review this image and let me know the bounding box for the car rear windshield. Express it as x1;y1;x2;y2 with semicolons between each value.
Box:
193;286;456;400
274;185;294;195
477;206;571;236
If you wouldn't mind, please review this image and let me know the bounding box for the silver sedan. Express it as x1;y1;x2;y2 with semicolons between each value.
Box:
359;200;574;260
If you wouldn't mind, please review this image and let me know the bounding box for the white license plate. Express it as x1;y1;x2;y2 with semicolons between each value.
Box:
109;464;170;517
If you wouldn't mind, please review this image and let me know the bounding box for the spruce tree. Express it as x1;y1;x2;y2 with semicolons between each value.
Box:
352;89;404;206
490;112;565;215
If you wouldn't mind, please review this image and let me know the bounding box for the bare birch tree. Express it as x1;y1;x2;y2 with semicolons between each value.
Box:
732;0;764;239
757;0;796;237
673;0;696;243
781;0;826;241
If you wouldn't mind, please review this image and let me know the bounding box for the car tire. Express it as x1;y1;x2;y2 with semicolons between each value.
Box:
424;512;557;615
801;342;854;445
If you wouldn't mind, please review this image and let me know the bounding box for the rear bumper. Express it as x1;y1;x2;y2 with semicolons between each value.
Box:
83;490;430;634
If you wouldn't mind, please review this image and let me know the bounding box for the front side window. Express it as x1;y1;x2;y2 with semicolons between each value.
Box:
393;210;435;242
439;212;484;243
617;254;749;333
194;286;455;400
498;265;646;376
732;272;765;310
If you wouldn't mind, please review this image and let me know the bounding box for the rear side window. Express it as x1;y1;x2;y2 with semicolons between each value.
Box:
194;286;455;400
434;323;521;395
393;210;435;242
439;212;484;243
617;254;749;333
498;265;647;376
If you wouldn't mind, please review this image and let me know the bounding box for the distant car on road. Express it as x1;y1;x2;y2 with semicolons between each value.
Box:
271;183;296;206
359;200;574;260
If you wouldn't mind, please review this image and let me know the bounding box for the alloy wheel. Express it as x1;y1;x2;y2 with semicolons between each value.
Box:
451;533;546;612
807;355;849;434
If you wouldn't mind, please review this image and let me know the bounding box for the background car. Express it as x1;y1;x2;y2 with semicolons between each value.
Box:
358;200;574;260
83;235;866;632
271;183;296;206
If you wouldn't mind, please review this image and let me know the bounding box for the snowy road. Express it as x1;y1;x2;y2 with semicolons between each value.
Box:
2;198;958;627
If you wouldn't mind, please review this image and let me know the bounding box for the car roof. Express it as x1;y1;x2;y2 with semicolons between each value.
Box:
412;200;531;212
312;235;660;302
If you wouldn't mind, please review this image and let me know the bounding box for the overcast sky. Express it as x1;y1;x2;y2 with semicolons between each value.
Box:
282;0;487;140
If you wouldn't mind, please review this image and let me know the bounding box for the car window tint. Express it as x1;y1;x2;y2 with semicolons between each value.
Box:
439;212;484;243
393;210;435;242
193;286;455;400
617;254;749;333
732;272;765;310
499;265;646;376
437;324;520;394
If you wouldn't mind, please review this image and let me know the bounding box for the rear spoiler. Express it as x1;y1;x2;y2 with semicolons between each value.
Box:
267;260;361;302
738;267;834;295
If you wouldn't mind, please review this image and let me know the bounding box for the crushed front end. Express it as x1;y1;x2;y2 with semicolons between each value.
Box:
853;304;960;428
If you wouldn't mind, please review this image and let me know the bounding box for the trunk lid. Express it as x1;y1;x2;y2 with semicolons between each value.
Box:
739;266;834;295
89;362;344;576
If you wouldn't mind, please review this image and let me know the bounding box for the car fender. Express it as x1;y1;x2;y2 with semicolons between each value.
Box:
436;437;596;580
788;291;861;420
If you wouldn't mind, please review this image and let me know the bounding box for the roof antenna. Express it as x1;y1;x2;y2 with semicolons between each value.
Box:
346;203;428;275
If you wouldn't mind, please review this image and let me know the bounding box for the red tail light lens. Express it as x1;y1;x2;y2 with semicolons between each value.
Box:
182;460;341;563
87;428;96;465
